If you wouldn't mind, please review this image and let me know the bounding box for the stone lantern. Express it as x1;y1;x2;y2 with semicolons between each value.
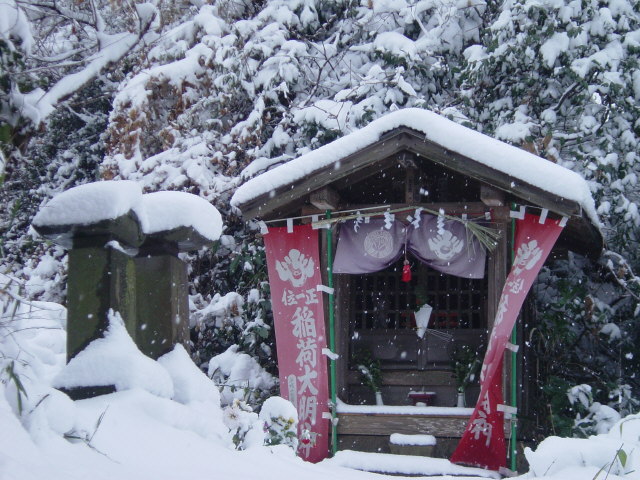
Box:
32;182;222;398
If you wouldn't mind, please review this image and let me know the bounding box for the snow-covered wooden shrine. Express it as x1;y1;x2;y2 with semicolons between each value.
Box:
231;108;602;462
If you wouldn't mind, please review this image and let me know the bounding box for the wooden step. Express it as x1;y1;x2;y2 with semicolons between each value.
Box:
325;450;501;478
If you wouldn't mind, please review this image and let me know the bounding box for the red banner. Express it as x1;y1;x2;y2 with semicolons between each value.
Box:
451;213;565;471
263;224;330;462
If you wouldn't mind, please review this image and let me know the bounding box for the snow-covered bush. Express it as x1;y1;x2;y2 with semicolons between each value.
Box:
191;232;274;368
568;384;621;437
208;345;276;407
1;82;109;303
531;255;640;438
222;398;264;450
525;414;640;478
0;273;67;418
259;396;298;450
191;226;277;410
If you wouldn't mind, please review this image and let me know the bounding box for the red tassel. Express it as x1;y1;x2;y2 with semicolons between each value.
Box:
401;260;412;282
300;429;311;445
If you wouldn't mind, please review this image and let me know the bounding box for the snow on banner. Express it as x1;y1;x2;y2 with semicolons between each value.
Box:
263;225;330;462
450;213;565;471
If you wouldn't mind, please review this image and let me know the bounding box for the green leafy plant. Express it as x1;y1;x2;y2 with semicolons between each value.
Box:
222;399;259;450
450;344;481;393
414;283;430;311
353;348;382;395
263;414;298;449
191;224;275;377
531;257;640;439
63;407;109;455
592;446;628;480
541;376;577;437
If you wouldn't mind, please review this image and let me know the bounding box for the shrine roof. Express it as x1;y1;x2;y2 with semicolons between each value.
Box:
231;108;602;257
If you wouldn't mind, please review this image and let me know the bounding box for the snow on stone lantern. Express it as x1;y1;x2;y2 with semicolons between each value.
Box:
32;181;146;364
135;191;222;359
32;182;222;398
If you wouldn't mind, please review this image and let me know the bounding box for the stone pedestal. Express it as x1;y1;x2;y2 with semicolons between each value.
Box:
134;254;189;359
35;211;144;362
66;243;137;361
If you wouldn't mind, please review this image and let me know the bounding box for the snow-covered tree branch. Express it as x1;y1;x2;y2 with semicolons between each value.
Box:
1;0;160;134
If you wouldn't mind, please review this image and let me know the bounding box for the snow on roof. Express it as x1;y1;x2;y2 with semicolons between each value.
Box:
142;191;222;241
231;108;597;223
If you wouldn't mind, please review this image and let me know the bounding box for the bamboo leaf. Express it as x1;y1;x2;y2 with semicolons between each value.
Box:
617;448;627;468
5;361;28;415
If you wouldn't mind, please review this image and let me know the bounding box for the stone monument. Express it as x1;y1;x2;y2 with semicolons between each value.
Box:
32;182;222;398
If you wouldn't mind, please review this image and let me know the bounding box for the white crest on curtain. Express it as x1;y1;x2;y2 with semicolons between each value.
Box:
513;240;543;275
364;229;394;258
428;230;464;261
276;249;315;287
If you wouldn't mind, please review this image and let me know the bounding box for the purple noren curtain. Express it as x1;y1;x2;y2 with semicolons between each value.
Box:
333;215;486;279
332;219;405;274
408;215;485;278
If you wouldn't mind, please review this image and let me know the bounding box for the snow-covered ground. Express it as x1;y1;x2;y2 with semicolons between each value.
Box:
0;280;487;480
2;273;639;480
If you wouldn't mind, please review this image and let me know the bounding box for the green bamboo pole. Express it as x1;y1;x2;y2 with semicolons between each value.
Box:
510;207;518;472
326;210;338;455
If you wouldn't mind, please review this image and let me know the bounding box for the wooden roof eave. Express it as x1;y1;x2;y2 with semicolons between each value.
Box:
237;127;584;220
237;129;412;220
236;126;603;258
559;213;604;260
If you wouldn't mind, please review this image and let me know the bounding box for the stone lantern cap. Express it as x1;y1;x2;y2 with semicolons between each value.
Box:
32;182;223;252
140;191;223;253
32;180;146;249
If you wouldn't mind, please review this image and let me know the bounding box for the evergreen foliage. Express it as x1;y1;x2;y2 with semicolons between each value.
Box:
529;253;640;436
353;348;383;394
190;223;275;375
450;344;481;393
459;0;640;259
456;0;640;435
